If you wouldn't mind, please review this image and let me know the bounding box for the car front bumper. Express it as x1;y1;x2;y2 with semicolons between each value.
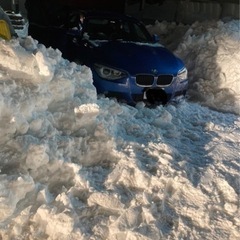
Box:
92;72;188;105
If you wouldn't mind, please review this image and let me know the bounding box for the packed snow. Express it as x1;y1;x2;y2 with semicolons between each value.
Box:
0;19;239;240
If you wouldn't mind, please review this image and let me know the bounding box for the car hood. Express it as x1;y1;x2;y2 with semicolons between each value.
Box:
89;41;184;75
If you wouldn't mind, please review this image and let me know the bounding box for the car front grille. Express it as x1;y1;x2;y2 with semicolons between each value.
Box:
136;74;154;87
157;75;173;86
136;74;174;87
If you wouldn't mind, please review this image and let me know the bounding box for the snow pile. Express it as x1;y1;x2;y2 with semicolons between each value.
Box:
148;20;240;114
176;20;240;115
146;20;190;51
0;20;239;240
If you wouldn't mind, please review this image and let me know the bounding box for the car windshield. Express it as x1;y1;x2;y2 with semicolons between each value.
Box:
84;17;152;42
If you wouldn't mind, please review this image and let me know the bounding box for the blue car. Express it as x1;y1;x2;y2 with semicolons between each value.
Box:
30;11;188;105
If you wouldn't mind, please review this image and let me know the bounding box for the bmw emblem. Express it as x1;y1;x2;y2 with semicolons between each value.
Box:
151;69;158;75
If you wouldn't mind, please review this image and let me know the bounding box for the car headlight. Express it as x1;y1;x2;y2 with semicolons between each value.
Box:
177;68;188;82
94;64;126;80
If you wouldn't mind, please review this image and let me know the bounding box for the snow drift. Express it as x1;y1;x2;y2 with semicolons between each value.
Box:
0;19;239;240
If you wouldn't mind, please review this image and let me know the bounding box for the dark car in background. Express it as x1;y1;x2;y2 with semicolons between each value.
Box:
29;10;188;105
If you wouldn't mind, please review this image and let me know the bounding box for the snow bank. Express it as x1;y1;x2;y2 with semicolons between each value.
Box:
148;20;240;115
0;20;239;240
176;20;240;115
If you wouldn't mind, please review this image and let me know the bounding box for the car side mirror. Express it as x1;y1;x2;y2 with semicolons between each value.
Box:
152;34;160;43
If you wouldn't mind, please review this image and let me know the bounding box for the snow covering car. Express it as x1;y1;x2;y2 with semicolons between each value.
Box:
30;11;188;105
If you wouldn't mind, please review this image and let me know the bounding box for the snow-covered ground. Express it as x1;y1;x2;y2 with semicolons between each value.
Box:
0;19;239;240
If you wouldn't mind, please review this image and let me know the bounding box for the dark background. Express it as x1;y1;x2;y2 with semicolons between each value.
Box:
1;0;239;24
